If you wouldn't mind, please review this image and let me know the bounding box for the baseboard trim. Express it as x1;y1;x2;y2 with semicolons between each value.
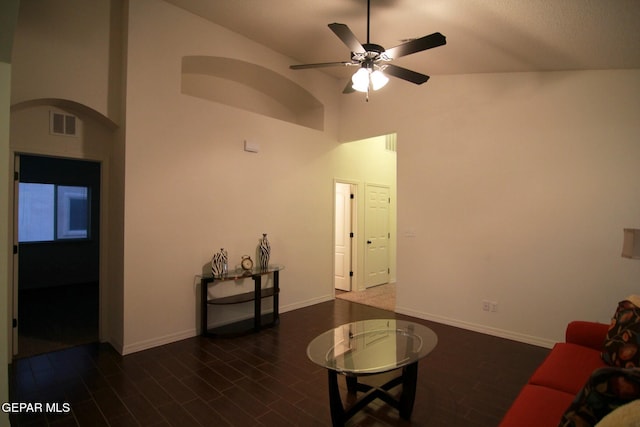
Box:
119;295;335;355
105;337;125;355
121;328;197;355
396;306;556;349
281;294;334;313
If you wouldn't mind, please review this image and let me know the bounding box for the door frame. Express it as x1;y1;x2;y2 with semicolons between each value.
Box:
11;152;105;356
333;179;358;295
11;156;19;354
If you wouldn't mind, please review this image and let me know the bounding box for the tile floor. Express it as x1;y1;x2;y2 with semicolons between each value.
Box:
9;299;549;426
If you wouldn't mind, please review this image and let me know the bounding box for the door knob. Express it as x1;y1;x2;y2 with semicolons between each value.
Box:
367;240;372;244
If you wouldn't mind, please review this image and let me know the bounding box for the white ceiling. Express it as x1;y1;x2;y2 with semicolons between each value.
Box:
165;0;640;82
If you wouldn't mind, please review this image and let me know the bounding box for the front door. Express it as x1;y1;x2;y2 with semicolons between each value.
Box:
364;184;390;288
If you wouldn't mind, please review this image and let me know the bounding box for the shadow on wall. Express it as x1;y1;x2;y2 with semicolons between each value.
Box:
181;56;324;131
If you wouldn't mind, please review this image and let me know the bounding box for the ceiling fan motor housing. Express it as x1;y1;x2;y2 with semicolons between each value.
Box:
352;43;388;63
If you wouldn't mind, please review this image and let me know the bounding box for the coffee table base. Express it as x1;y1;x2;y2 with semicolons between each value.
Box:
327;362;418;427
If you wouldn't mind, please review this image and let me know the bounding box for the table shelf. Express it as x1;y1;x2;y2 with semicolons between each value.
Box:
207;287;278;305
200;265;282;337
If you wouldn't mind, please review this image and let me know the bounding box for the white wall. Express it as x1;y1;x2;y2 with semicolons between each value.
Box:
10;0;113;117
121;0;343;353
339;70;640;346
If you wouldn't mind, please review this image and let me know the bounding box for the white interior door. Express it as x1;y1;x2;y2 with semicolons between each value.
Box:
365;184;390;288
334;182;352;291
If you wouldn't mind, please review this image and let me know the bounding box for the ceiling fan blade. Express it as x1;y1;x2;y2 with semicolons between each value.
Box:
384;64;430;85
328;23;365;53
342;81;355;94
384;32;446;59
290;61;357;70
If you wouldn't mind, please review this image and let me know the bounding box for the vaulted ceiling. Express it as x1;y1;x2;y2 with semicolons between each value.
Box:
165;0;640;83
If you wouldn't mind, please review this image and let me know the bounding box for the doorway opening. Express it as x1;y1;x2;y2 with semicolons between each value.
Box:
332;133;397;298
14;154;100;358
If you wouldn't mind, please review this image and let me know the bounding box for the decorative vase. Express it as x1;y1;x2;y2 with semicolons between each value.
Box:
211;248;228;277
259;233;271;270
220;248;228;275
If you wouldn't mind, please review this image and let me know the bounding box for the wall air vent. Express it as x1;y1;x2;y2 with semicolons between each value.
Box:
385;133;397;152
50;111;77;136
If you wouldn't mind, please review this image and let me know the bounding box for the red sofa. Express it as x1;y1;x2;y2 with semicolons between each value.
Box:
499;320;610;427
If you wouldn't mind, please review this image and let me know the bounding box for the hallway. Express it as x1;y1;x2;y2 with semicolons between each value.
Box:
335;283;396;311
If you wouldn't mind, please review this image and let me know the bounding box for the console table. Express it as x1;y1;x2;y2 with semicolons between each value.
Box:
200;265;283;336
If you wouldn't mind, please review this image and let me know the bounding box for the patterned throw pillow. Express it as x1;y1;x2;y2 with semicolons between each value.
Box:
559;367;640;427
602;300;640;368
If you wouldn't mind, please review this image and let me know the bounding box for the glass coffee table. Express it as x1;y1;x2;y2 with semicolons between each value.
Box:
307;319;438;426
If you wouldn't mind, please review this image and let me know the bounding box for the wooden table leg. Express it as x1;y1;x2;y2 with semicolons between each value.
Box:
201;278;208;336
326;364;418;425
253;275;261;331
328;370;346;427
399;362;418;419
346;375;358;394
273;270;280;324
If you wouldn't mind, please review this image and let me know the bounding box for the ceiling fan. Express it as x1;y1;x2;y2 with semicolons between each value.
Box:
289;0;446;99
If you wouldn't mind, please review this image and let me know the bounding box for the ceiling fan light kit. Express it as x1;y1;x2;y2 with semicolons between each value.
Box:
289;0;446;100
351;65;389;92
369;68;389;91
351;67;371;92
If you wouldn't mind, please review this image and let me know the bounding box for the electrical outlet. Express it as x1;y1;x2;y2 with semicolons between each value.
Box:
490;301;498;312
482;300;491;311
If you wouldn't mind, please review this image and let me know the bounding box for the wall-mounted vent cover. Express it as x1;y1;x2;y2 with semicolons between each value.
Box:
385;133;397;152
50;111;77;136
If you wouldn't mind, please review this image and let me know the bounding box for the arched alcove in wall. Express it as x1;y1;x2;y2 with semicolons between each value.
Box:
181;56;325;131
11;98;118;131
10;98;117;165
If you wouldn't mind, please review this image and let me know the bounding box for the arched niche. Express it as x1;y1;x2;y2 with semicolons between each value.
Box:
181;56;324;131
10;98;117;160
11;98;118;131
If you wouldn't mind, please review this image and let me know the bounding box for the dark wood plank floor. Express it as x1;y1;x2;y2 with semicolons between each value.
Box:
9;299;550;426
18;282;99;358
